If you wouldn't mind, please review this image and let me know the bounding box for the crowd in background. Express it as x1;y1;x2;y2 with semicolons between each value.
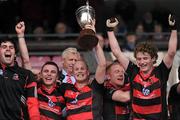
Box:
0;0;177;34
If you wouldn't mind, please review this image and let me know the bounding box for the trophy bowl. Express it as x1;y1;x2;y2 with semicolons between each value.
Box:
75;1;98;50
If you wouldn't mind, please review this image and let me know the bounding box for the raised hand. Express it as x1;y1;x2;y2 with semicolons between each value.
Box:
106;18;119;31
168;14;176;30
15;21;25;37
84;19;96;32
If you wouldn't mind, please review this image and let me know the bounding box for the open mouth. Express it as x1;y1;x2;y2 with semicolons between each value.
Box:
77;74;84;77
4;54;11;59
117;78;123;81
45;77;53;81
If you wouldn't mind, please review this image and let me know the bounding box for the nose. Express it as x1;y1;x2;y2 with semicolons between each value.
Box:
6;46;10;51
47;72;51;76
72;59;76;65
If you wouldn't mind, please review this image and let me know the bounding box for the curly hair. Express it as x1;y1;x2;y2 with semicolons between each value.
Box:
134;42;158;64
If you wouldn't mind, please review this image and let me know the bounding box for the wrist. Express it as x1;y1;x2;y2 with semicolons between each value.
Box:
17;34;24;38
170;25;177;30
106;27;114;32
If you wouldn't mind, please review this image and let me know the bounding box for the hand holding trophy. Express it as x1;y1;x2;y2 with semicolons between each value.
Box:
76;1;98;50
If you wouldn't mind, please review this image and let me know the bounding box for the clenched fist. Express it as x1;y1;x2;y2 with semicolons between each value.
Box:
168;14;176;30
106;18;119;31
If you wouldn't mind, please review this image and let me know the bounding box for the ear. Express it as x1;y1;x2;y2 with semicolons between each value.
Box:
106;74;111;80
87;70;90;76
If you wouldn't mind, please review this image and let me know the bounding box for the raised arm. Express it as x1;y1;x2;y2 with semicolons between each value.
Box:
94;42;106;84
163;14;178;68
15;21;32;70
106;18;129;70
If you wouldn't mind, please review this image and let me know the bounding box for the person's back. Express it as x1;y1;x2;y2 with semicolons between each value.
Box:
168;67;180;120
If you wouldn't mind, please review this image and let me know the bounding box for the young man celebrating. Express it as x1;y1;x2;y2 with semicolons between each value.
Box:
107;14;177;120
0;37;40;119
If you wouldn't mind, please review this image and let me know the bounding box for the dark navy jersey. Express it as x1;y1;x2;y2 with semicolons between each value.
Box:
0;63;39;120
103;81;130;120
168;82;180;120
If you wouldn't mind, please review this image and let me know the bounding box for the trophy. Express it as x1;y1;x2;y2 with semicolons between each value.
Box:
75;1;98;50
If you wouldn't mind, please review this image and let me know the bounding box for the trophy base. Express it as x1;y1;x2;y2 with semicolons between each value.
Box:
77;29;98;50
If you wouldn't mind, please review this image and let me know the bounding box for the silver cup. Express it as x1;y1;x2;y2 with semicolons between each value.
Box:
75;1;98;50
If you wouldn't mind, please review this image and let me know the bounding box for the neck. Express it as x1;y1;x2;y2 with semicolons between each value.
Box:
140;66;154;77
45;84;54;90
76;80;89;88
110;81;123;89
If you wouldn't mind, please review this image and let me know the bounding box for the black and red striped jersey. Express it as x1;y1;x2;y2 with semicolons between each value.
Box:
126;61;170;120
38;83;65;120
59;79;104;120
0;63;40;120
103;81;130;120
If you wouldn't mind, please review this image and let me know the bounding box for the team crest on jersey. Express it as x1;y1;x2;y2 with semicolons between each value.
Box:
71;98;78;104
142;87;151;96
48;99;55;107
12;73;19;80
0;69;3;75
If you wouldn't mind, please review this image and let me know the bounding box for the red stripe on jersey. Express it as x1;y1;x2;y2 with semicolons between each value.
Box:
132;104;161;114
134;75;159;86
65;90;79;99
66;97;92;110
39;101;61;115
115;105;129;115
27;97;40;120
133;118;146;120
57;96;65;103
67;111;93;120
26;82;37;88
40;115;54;120
133;88;161;99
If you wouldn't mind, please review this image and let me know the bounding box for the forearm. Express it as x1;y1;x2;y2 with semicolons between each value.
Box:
107;31;129;70
18;36;32;70
112;90;130;102
168;30;177;56
163;30;177;68
95;43;106;84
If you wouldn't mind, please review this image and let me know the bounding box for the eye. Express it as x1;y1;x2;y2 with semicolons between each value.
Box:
1;45;7;49
43;69;48;73
51;70;57;74
9;46;14;49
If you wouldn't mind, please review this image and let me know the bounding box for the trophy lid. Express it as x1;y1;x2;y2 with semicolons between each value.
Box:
75;1;95;28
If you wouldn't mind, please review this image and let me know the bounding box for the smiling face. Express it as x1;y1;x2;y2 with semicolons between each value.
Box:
136;52;155;75
107;63;125;87
0;41;16;66
134;42;158;75
41;64;59;88
73;60;89;83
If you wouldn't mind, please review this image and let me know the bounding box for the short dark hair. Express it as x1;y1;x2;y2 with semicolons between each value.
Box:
0;36;18;54
41;61;59;77
41;61;59;73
